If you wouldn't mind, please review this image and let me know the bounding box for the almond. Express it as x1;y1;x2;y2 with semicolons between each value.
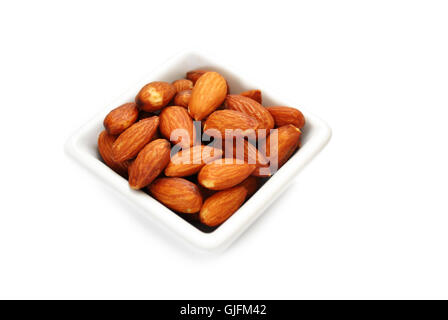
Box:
159;106;195;148
224;139;269;171
198;158;256;190
187;69;230;93
149;177;203;213
267;106;305;129
261;124;302;171
173;89;191;108
128;139;171;189
135;81;176;112
225;95;274;133
203;110;259;139
97;131;131;177
239;176;259;197
188;72;228;120
165;145;223;177
240;89;262;104
199;185;247;227
172;79;193;92
103;102;139;135
112;116;159;162
186;69;209;84
252;166;272;178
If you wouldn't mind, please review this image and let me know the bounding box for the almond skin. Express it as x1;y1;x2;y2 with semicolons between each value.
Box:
186;70;230;93
240;89;262;104
103;102;139;135
165;145;223;177
226;139;269;169
186;69;209;84
188;72;228;120
159;106;195;148
149;178;203;213
239;176;258;197
97;131;131;177
198;158;256;190
173;89;191;108
199;185;247;227
225;95;274;133
135;81;176;112
112;116;159;162
172;79;193;93
267;106;306;129
128;139;171;189
203;110;259;139
261;124;302;171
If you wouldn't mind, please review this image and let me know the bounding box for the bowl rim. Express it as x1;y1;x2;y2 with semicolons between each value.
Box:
65;50;332;251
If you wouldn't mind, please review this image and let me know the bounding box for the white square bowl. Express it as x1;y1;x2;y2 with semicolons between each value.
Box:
65;50;332;252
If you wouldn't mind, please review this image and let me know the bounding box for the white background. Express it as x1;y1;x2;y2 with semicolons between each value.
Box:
0;0;447;299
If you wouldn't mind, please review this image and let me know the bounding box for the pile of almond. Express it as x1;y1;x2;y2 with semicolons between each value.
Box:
98;70;305;228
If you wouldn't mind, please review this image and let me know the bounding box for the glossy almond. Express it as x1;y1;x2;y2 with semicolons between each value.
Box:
135;81;176;112
261;124;302;170
173;89;191;108
199;185;247;227
159;106;195;148
240;89;262;104
149;178;203;213
225;95;274;133
198;158;256;190
165;145;223;177
103;102;139;135
172;79;193;92
267;106;306;129
188;72;228;120
112;116;159;162
97;131;131;177
203;110;258;138
128;139;171;189
186;69;209;84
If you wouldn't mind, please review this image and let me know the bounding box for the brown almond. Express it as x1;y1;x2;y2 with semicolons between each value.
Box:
203;110;259;139
199;185;247;227
165;145;223;177
188;72;228;120
225;95;274;133
239;176;259;197
97;131;131;177
198;158;256;190
186;69;230;93
173;89;192;108
267;106;306;129
112;116;159;162
159;106;195;148
172;79;193;93
261;124;302;170
135;81;176;112
128;139;171;189
240;89;262;104
149;178;203;213
103;102;139;135
226;139;269;169
186;69;209;84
